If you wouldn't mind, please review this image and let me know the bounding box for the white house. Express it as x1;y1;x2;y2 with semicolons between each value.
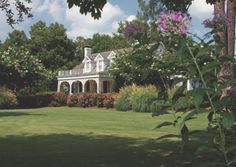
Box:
57;47;119;94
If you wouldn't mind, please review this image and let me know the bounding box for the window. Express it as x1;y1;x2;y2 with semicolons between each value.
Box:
84;61;91;72
97;60;103;72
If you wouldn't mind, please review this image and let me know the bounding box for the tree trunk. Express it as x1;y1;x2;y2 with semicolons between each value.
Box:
227;0;235;57
215;0;236;97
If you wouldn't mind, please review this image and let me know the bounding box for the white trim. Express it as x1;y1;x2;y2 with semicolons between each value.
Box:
94;53;104;61
58;74;112;81
107;51;116;59
82;56;92;63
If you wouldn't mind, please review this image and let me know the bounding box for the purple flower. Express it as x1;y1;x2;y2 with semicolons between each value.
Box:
156;10;191;37
123;22;144;42
202;12;231;30
231;84;236;95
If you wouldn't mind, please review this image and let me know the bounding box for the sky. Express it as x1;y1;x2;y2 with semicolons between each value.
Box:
0;0;214;42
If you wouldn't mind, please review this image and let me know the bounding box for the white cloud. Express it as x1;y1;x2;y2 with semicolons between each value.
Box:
65;2;126;38
189;0;214;20
0;1;129;41
33;0;66;22
126;15;136;22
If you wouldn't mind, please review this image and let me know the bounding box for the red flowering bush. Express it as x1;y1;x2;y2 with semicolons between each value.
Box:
96;93;117;108
67;94;79;107
77;93;97;108
50;92;68;106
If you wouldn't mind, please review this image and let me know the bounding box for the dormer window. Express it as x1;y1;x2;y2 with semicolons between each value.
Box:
97;59;104;72
84;61;91;73
94;53;104;72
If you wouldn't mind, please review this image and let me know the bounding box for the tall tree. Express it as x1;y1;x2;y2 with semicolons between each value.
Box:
4;30;28;48
29;21;76;70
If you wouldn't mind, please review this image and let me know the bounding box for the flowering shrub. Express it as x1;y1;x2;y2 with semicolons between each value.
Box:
50;92;68;106
203;12;231;32
0;46;47;78
123;22;146;43
77;93;97;108
66;93;117;108
156;10;191;37
97;93;117;108
67;94;79;107
0;86;18;109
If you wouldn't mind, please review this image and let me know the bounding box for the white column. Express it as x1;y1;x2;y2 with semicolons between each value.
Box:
97;79;100;93
57;81;61;92
68;81;73;95
83;80;87;93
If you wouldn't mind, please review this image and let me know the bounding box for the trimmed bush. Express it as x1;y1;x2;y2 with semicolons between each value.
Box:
77;93;97;108
67;94;79;107
96;93;117;108
50;92;68;106
17;93;53;108
0;86;18;109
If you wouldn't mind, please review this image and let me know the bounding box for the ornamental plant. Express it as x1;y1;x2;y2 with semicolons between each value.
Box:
203;12;231;32
154;10;236;167
123;21;148;44
156;10;191;37
157;27;236;167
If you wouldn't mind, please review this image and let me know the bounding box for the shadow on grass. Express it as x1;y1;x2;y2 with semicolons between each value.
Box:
0;112;45;117
0;132;228;167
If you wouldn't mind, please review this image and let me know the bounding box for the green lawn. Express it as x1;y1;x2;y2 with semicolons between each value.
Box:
0;107;223;167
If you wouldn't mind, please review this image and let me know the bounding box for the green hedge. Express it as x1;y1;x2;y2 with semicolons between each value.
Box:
17;93;53;108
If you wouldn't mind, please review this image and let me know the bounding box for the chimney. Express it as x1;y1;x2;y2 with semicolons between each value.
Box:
84;46;92;58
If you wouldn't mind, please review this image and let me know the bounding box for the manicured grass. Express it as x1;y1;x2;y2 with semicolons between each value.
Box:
0;107;224;167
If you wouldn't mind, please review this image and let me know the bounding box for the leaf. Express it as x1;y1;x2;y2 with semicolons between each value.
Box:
218;78;236;91
202;61;220;74
177;110;198;129
228;159;236;167
226;145;236;154
219;55;236;63
196;46;210;58
154;121;173;129
188;88;206;111
180;124;189;142
172;85;186;104
207;112;214;122
222;112;235;129
156;134;180;140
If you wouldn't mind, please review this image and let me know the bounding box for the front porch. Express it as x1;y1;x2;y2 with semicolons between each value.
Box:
57;73;113;94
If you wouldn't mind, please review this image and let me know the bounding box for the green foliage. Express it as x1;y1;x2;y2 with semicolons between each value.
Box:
17;93;53;108
110;44;165;87
29;21;76;70
67;0;107;19
3;30;28;48
0;86;18;109
114;86;134;111
131;86;157;112
115;85;157;112
0;46;50;92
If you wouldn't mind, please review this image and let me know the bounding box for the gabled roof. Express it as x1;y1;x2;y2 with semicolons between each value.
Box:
94;53;104;61
82;55;92;63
